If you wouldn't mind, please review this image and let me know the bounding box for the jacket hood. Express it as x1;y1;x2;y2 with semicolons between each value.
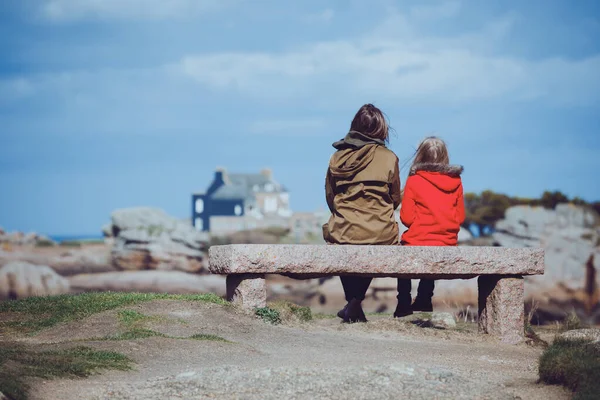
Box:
332;130;386;150
329;130;383;179
410;163;463;193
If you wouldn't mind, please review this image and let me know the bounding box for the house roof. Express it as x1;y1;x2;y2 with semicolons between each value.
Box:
210;172;288;201
211;185;247;200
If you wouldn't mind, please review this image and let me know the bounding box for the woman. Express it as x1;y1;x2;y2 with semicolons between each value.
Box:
322;104;401;323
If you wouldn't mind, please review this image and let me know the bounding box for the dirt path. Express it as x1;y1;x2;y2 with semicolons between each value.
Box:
21;301;569;400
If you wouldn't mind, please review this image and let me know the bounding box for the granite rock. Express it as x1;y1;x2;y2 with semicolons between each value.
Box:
226;274;267;310
108;207;209;273
558;328;600;342
493;204;599;292
0;261;70;299
478;276;524;344
431;312;457;329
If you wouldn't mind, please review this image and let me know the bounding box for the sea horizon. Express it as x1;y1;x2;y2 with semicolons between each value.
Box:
49;234;105;243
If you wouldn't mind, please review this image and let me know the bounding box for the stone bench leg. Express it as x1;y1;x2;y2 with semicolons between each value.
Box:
478;275;524;344
226;274;267;311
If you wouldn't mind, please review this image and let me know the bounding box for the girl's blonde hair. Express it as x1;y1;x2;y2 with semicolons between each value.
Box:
412;136;449;166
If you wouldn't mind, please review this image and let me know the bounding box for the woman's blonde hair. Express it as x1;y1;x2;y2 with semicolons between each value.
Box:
412;136;449;166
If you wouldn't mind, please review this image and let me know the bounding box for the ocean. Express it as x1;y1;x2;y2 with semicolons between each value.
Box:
49;234;105;243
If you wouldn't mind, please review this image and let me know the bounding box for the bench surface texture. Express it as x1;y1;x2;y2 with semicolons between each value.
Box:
208;244;544;278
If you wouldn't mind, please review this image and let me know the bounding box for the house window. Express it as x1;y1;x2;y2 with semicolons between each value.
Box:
264;196;277;213
234;204;242;216
194;218;203;231
265;183;274;192
195;199;204;214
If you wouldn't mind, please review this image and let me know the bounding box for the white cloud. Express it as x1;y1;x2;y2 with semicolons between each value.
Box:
40;0;234;21
178;37;600;106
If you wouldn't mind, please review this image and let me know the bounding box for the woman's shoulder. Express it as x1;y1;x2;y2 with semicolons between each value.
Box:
374;145;399;161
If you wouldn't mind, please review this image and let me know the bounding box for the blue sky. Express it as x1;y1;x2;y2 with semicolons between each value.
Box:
1;0;599;235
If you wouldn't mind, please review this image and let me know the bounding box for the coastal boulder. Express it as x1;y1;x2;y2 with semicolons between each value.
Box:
108;207;209;273
0;261;70;300
0;229;56;247
493;204;599;291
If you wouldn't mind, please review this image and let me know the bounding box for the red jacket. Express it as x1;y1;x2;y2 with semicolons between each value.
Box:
400;163;465;246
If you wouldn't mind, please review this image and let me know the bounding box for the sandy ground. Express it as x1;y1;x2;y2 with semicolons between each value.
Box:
13;300;570;400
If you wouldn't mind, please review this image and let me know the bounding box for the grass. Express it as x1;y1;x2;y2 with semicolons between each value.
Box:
189;333;230;342
559;311;590;332
100;309;229;342
255;307;282;325
255;301;313;325
0;293;231;399
98;328;229;343
0;292;227;335
539;338;600;400
0;343;133;400
117;309;162;327
269;301;313;322
313;312;336;320
524;300;549;348
104;328;167;341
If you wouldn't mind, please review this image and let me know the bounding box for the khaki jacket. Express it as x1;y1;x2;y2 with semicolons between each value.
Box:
323;130;401;245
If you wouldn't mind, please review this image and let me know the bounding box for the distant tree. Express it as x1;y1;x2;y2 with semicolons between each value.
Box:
591;202;600;216
540;191;569;209
463;190;512;236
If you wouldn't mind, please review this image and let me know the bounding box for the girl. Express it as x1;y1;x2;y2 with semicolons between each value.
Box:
323;104;401;323
394;136;465;318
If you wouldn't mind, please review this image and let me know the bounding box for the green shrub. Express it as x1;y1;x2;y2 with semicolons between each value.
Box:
35;239;56;247
269;301;312;322
560;311;589;332
59;240;82;247
255;307;281;325
539;338;600;400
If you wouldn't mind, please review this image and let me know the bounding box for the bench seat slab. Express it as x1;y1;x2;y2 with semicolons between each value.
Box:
209;244;544;277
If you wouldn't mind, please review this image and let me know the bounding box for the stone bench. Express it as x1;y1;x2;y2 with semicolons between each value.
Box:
208;244;545;344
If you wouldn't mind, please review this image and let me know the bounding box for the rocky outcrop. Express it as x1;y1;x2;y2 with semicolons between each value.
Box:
558;328;600;351
0;246;114;275
493;204;599;291
558;328;600;342
492;204;600;323
0;228;56;247
108;207;210;273
0;261;70;299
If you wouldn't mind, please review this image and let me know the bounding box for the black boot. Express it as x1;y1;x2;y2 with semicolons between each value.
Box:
343;298;367;323
393;304;413;318
337;303;348;319
412;280;434;312
411;297;433;312
394;278;413;318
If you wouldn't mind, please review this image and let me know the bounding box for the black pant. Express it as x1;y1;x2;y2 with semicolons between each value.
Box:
340;276;373;302
396;279;435;306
